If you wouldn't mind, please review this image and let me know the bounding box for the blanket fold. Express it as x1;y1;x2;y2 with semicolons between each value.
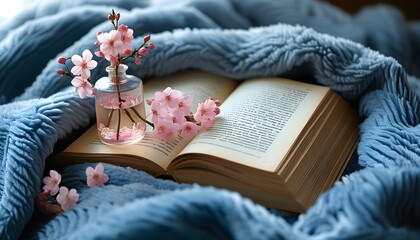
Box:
0;0;419;239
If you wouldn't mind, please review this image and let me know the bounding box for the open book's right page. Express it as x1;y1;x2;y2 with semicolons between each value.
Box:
180;78;329;172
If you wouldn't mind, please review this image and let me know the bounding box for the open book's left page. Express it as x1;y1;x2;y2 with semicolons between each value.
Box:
61;70;238;171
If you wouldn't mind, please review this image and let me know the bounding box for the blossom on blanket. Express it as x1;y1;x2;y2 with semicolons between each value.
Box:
86;163;109;187
56;187;79;211
42;170;61;196
38;165;110;215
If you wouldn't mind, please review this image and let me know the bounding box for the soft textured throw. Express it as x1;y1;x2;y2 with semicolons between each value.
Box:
0;0;419;239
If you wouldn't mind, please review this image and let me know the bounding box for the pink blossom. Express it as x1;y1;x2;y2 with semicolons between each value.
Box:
200;117;214;131
153;119;180;142
71;49;97;79
154;87;183;108
56;187;79;211
170;110;187;125
71;76;94;99
178;95;193;115
97;30;124;59
181;122;200;139
118;24;133;50
86;163;109;187
42;170;61;196
150;101;164;123
193;98;219;122
135;56;141;65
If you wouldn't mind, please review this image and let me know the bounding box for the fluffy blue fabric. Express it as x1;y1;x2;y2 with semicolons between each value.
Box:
0;0;419;239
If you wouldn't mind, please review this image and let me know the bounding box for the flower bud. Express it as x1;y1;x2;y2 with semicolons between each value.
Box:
214;100;221;107
143;34;151;43
108;14;114;21
56;69;67;76
135;56;142;65
122;49;133;55
214;108;221;115
94;51;105;58
147;42;155;49
138;48;149;56
115;13;120;21
57;57;67;64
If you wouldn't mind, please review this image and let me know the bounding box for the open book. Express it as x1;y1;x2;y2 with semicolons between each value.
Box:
51;70;359;213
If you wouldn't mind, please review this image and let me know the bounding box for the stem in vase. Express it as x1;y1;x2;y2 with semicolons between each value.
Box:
130;107;154;128
115;64;123;140
124;109;136;123
106;109;115;127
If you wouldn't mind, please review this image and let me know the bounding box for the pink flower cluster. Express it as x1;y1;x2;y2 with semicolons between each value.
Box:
56;9;154;99
147;87;221;141
38;164;109;214
57;50;97;99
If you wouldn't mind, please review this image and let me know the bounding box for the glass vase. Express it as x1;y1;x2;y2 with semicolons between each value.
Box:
94;64;146;145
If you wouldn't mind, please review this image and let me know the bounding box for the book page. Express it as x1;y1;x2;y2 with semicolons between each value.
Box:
179;78;329;172
64;70;238;170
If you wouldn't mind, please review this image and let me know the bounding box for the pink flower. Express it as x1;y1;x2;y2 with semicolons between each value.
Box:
56;187;79;211
178;95;193;115
97;30;124;59
86;163;109;187
154;87;183;108
153;119;180;142
200;117;214;131
71;49;97;79
118;24;133;50
171;110;187;125
71;76;94;98
193;98;219;122
42;170;61;196
181;122;200;139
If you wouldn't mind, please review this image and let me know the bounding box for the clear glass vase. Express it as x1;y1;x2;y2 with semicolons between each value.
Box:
94;64;146;145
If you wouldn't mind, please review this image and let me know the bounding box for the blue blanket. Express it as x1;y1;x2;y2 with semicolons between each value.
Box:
1;0;419;239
